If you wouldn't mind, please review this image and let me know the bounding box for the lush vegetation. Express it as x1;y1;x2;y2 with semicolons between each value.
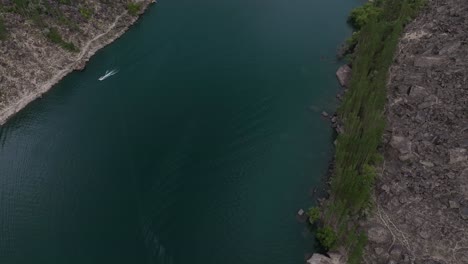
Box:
127;2;141;16
316;226;338;250
311;0;425;261
348;3;383;30
307;207;321;224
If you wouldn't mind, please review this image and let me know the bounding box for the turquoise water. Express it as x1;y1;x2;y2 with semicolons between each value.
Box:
0;0;358;263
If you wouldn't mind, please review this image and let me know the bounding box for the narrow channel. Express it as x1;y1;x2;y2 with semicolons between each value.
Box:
0;0;358;263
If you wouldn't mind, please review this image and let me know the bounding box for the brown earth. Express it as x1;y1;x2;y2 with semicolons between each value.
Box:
0;0;151;125
362;0;468;263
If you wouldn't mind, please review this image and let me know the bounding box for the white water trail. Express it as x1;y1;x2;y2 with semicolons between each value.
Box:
98;69;119;81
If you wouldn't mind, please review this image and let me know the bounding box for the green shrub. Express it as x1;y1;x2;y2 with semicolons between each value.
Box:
79;7;92;19
46;27;78;52
317;226;337;250
127;2;141;16
348;3;382;30
307;207;321;224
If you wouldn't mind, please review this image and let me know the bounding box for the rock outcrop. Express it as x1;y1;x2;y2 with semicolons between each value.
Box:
307;253;346;264
363;0;468;263
336;64;352;88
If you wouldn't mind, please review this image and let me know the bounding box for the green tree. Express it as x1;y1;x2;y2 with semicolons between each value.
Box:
348;3;382;30
316;226;337;250
307;207;321;225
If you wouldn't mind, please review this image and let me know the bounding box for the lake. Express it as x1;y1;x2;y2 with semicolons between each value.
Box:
0;0;358;263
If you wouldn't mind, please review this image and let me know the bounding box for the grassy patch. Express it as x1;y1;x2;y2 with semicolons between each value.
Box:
313;0;425;261
46;27;79;52
127;2;141;16
79;7;93;19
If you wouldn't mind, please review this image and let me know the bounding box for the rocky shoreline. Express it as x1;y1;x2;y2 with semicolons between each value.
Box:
308;0;467;263
0;1;152;125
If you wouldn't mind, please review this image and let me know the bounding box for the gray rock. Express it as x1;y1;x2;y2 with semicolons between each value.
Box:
419;229;431;239
389;245;403;260
420;160;434;167
336;64;352;88
438;41;461;55
414;56;448;67
307;253;345;264
391;136;411;154
449;148;467;164
418;101;434;109
368;225;391;244
459;207;468;220
382;184;391;193
449;200;459;209
408;85;429;98
375;247;384;255
399;153;414;162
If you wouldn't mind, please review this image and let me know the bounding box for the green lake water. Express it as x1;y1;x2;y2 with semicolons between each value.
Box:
0;0;358;263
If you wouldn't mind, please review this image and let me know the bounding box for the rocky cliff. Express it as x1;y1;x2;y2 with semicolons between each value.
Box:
0;0;151;124
363;0;468;263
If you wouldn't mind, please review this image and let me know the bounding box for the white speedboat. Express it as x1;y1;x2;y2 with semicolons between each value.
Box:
98;69;118;81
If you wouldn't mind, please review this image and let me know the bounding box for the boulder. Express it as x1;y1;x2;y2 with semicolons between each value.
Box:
459;207;468;220
368;225;391;244
449;148;467;164
336;65;352;88
374;247;384;255
420;160;434;167
449;200;459;209
307;253;345;264
390;136;411;154
408;85;428;98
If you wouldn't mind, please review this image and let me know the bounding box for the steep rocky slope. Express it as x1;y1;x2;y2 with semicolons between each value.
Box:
363;0;468;263
0;0;151;124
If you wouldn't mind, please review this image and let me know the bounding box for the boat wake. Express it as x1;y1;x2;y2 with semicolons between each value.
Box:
98;69;118;81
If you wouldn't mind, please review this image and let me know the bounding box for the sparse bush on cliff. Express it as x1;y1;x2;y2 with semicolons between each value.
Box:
307;207;321;225
127;3;141;16
79;7;93;19
46;27;79;52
